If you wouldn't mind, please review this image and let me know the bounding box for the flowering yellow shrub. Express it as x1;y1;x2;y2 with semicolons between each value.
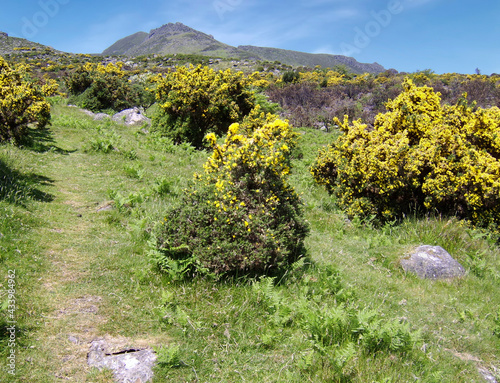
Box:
152;64;255;148
65;61;150;112
325;71;345;86
155;113;309;277
41;75;61;97
248;71;272;88
311;78;500;231
0;56;50;143
299;70;324;84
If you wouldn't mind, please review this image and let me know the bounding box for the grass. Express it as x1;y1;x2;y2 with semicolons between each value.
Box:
0;103;499;382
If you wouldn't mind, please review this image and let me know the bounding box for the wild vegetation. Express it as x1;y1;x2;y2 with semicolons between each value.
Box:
0;54;499;382
65;62;154;113
154;111;308;277
0;57;56;143
152;64;255;148
311;78;500;234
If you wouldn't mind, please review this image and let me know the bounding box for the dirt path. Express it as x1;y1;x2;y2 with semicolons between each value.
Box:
32;149;113;380
6;110;173;382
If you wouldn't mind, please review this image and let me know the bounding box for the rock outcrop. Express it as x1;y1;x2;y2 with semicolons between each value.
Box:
112;108;151;126
87;338;157;383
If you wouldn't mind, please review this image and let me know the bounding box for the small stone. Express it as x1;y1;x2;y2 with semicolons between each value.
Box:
93;113;111;121
68;335;79;345
76;214;82;217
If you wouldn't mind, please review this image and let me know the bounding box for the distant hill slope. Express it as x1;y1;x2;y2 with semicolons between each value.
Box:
102;32;148;56
237;45;385;74
0;31;56;55
102;23;385;74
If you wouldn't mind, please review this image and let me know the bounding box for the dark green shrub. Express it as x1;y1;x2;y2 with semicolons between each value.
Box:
282;71;300;84
153;114;309;278
65;62;152;112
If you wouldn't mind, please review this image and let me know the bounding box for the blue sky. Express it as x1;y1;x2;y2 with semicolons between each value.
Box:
1;0;499;74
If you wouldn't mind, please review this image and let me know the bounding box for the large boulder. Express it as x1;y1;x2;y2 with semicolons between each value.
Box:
400;245;466;279
112;108;151;126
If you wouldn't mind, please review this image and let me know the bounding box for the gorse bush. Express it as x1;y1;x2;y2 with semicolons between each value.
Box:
152;64;255;148
282;70;300;84
65;62;152;112
312;78;500;231
153;112;309;277
0;56;51;144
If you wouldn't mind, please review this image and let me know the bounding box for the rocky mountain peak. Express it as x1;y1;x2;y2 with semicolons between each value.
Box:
148;22;209;38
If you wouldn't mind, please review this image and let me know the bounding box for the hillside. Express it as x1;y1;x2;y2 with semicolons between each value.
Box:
101;22;385;73
0;31;57;55
238;45;385;73
102;31;148;56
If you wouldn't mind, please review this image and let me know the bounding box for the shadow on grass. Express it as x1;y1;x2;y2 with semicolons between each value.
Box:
0;158;54;205
22;126;75;155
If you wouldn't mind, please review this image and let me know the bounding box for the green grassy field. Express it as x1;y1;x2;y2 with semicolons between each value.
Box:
0;101;499;382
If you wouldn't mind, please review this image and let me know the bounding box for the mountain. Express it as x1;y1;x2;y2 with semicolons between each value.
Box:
102;23;385;74
0;31;56;55
103;22;247;59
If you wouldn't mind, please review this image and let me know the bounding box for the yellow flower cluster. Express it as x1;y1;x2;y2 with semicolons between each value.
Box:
152;64;255;147
196;111;299;235
83;62;126;78
0;56;51;143
312;78;500;229
247;71;274;88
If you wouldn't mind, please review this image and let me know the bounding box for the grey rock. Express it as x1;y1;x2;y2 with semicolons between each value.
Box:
68;335;79;345
81;109;96;117
93;113;111;121
88;339;157;383
400;245;466;279
76;108;112;121
112;108;151;126
478;367;498;383
96;202;114;212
